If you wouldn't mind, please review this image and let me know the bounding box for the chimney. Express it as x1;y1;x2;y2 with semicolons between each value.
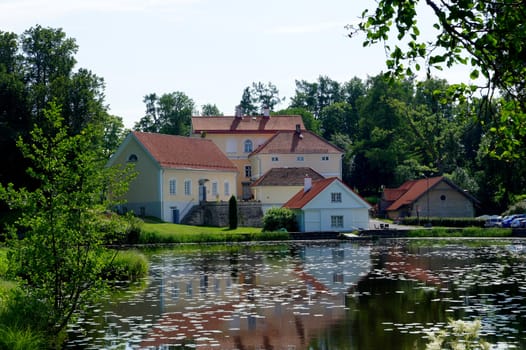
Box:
235;105;243;118
304;175;312;192
296;124;304;139
263;106;270;118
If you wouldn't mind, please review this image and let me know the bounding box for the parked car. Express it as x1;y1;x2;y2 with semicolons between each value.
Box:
502;214;526;227
511;217;526;228
484;216;502;227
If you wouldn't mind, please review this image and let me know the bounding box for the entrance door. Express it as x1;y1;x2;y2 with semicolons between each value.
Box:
242;182;252;200
172;208;180;224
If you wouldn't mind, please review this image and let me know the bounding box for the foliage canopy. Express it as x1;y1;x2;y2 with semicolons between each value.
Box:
348;0;526;160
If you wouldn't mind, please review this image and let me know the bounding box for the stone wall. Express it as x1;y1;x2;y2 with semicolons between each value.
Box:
181;202;263;227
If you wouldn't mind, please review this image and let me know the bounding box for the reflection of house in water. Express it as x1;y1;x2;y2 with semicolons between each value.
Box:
140;244;372;349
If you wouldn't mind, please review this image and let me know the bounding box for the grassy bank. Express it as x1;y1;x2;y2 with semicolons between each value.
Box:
0;246;148;349
139;222;289;244
406;227;512;237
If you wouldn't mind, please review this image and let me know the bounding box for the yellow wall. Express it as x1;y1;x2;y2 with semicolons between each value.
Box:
199;133;274;198
251;153;342;180
162;168;237;203
160;168;237;221
199;133;270;159
253;185;304;212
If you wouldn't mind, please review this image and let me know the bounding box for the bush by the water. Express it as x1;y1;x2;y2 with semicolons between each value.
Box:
101;250;148;282
400;216;486;227
262;207;298;232
408;227;511;237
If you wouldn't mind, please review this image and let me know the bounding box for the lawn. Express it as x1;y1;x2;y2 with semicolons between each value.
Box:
138;221;289;244
142;221;262;235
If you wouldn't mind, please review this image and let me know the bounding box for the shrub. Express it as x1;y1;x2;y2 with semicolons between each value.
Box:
229;196;238;230
400;216;486;228
262;207;298;232
0;288;50;347
0;327;46;350
100;250;148;283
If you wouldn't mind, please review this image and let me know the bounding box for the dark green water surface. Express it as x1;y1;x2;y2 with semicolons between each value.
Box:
67;239;526;349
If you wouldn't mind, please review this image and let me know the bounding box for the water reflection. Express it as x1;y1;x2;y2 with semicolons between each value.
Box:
68;240;526;349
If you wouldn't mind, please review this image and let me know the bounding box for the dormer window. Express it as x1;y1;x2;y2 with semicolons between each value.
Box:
244;140;253;153
128;154;138;162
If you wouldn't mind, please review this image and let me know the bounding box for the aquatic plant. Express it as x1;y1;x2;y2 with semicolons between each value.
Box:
426;319;491;350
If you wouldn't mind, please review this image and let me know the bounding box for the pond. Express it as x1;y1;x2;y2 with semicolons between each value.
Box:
67;239;526;349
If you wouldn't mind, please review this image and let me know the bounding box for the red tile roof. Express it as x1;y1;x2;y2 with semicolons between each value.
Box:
251;167;325;187
133;131;237;172
250;130;343;155
283;177;340;209
191;115;305;134
385;176;444;211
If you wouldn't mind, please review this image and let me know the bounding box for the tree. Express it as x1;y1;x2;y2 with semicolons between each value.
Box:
250;81;284;111
102;114;128;158
228;195;238;230
349;0;526;160
319;102;359;140
0;102;134;345
239;86;258;115
201;103;222;116
350;74;415;192
0;26;116;195
239;82;284;114
134;91;194;136
330;132;354;185
290;76;343;117
274;107;321;135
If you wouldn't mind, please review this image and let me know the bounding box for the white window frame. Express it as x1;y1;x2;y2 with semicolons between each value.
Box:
245;165;252;178
321;155;329;161
244;139;253;153
271;156;279;162
184;179;192;196
331;215;344;228
331;192;342;203
211;181;218;197
224;181;230;196
169;178;176;196
296;156;304;161
226;139;237;154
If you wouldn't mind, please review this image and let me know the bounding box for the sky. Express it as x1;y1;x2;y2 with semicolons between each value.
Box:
0;0;468;128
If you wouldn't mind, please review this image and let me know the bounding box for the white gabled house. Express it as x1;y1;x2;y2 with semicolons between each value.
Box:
283;177;371;232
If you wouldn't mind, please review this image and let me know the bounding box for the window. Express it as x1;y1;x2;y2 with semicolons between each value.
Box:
296;156;304;161
169;179;176;195
440;195;446;201
244;140;253;153
184;179;192;196
321;155;329;161
271;156;279;162
211;181;218;197
224;181;230;196
245;165;252;178
128;154;138;162
331;192;342;203
331;216;344;228
226;139;237;153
